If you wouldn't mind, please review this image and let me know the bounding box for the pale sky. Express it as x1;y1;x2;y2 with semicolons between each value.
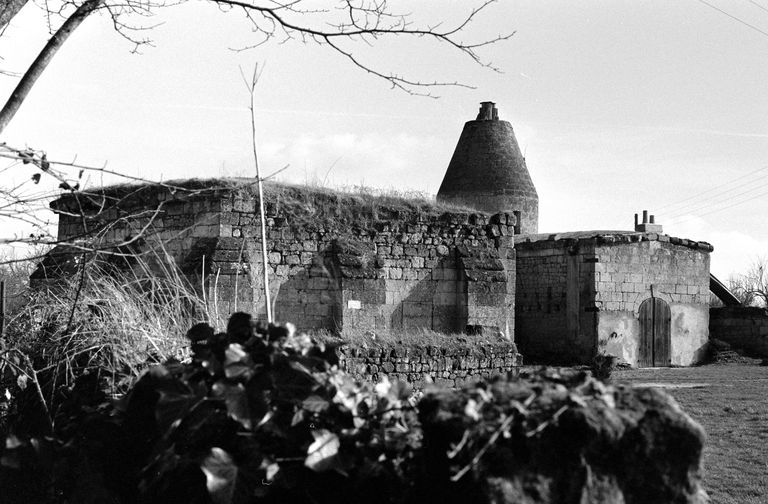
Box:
2;0;768;278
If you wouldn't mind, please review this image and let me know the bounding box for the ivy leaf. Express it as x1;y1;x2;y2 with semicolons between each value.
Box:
224;344;255;381
212;382;251;429
156;392;199;435
0;435;24;469
264;461;279;481
291;408;306;426
270;361;318;402
201;447;264;504
302;395;330;413
305;429;341;472
201;447;238;504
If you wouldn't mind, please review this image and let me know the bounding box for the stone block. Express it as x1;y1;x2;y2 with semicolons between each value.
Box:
233;198;256;213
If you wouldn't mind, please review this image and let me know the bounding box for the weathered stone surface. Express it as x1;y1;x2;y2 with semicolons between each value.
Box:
45;181;518;339
416;370;708;504
338;342;520;389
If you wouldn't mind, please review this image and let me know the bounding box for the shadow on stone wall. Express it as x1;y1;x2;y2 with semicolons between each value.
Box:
273;247;342;331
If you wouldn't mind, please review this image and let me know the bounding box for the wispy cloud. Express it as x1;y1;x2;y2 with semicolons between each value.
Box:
259;132;448;192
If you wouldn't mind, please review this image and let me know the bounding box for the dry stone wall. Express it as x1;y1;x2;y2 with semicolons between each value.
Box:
337;341;521;389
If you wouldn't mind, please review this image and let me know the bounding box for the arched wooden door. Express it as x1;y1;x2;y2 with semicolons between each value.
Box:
638;297;671;367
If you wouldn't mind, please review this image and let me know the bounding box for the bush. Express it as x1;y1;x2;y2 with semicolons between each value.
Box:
0;313;708;504
0;312;421;504
591;352;618;382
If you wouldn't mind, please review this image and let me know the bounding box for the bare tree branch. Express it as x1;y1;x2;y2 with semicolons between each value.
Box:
1;0;510;133
217;0;512;96
0;0;104;135
728;256;768;308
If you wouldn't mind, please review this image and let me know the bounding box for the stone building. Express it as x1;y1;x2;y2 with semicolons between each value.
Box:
435;103;713;367
35;102;715;367
514;226;712;366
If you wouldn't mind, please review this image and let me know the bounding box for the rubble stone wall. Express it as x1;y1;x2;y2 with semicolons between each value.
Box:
49;181;518;338
337;342;521;389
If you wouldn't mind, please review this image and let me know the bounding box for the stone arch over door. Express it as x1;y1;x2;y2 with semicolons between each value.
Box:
638;297;671;367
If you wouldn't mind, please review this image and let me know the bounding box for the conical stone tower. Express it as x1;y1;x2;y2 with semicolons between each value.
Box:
437;102;538;234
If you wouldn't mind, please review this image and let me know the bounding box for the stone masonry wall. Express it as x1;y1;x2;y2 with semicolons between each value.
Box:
515;233;711;366
593;240;710;312
595;239;710;366
337;341;521;389
710;306;768;358
48;181;518;339
210;189;517;337
514;239;596;363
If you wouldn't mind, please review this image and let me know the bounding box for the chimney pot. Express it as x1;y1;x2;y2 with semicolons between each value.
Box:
477;101;498;121
634;210;663;233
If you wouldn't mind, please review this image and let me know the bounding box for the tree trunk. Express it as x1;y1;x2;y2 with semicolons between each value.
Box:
0;0;104;136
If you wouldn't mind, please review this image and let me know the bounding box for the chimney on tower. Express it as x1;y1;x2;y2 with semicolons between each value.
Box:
476;101;499;121
634;210;663;233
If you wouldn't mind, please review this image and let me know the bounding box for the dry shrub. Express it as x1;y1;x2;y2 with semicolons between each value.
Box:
3;247;222;396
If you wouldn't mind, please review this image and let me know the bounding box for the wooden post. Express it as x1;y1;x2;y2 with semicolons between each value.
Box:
243;63;273;324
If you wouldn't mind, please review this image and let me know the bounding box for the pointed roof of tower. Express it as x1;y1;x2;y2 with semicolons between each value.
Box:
437;102;539;233
438;102;537;199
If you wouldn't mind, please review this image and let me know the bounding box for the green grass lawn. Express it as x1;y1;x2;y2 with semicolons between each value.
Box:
615;365;768;504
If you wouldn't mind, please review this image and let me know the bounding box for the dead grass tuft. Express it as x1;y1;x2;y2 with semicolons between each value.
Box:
4;245;222;396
